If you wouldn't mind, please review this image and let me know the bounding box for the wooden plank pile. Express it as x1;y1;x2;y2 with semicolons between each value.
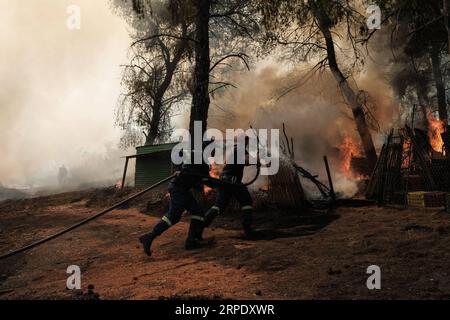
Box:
269;156;307;210
268;124;307;210
366;126;450;206
267;124;336;211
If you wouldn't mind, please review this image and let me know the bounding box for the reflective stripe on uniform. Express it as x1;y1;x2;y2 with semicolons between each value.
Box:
162;216;172;226
191;215;205;222
211;206;220;213
241;205;253;211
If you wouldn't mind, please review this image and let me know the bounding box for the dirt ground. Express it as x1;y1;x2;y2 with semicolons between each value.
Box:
2;188;450;300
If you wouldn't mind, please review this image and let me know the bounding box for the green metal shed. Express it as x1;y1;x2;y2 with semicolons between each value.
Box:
121;143;177;189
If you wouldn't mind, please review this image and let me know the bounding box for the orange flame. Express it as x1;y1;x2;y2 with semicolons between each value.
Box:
427;113;446;153
339;135;362;179
402;138;412;168
204;162;222;193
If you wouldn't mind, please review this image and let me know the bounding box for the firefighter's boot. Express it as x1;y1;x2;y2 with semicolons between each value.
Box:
139;217;171;256
193;206;220;240
185;216;208;250
203;206;220;228
138;232;156;257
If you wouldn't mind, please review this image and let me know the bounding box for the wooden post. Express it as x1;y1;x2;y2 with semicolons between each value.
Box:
121;157;129;189
323;156;336;201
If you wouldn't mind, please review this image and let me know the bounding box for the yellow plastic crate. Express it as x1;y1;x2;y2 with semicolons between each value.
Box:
407;192;426;207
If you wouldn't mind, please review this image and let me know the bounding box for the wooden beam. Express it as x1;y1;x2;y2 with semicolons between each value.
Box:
323;156;336;201
121;157;130;189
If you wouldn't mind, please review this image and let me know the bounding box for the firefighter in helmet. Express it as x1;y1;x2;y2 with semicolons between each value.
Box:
200;134;259;239
139;140;214;256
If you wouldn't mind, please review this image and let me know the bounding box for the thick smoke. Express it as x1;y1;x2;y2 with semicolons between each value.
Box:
209;58;398;198
0;0;400;200
0;0;133;192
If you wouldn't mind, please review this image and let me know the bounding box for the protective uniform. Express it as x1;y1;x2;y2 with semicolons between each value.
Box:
139;143;213;257
203;144;255;238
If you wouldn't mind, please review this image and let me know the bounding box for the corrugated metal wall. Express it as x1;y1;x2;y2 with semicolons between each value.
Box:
136;143;177;156
135;152;173;189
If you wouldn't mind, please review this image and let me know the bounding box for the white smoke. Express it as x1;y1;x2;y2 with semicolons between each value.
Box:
0;0;133;190
210;61;397;198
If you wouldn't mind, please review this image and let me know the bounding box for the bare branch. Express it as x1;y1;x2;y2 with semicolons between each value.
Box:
132;34;198;47
210;53;250;72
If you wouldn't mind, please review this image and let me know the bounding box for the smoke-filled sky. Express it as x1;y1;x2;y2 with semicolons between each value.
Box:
0;0;397;198
208;57;397;197
0;0;131;187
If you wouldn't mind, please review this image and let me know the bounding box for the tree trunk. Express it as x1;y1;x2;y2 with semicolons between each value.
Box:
444;0;450;54
315;12;378;172
189;0;211;136
430;44;448;124
144;39;186;146
416;86;430;130
145;100;162;146
145;132;156;146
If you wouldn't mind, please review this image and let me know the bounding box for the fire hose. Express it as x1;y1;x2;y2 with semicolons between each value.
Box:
0;168;260;261
0;174;176;260
183;164;261;188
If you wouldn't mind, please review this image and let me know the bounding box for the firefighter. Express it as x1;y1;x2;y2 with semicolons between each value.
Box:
201;135;258;239
138;141;214;257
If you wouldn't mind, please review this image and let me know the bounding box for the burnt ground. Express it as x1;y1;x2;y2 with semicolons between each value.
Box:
1;188;450;300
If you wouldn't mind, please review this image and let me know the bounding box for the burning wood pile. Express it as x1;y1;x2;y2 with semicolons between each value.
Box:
339;136;371;187
267;124;307;210
267;124;337;211
269;156;306;210
366;120;450;207
199;124;352;213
